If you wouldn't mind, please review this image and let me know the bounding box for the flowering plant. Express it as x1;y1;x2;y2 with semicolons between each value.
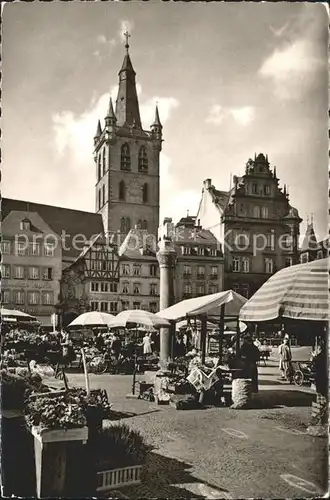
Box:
25;392;87;430
24;388;112;431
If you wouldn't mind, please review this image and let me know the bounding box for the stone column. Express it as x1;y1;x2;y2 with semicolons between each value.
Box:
157;237;177;362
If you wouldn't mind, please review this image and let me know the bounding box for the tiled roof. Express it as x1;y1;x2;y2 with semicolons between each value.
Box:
2;210;57;237
207;185;231;212
174;226;218;245
301;223;319;252
118;228;157;261
1;198;104;259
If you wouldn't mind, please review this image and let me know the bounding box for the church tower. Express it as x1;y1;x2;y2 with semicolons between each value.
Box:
94;32;162;243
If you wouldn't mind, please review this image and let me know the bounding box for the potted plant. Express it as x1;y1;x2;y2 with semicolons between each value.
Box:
1;369;50;497
25;391;89;498
93;423;151;493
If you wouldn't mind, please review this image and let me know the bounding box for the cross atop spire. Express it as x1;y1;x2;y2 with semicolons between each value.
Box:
123;30;131;52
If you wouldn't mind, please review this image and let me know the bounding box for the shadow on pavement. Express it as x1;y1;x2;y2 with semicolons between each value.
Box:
117;451;230;499
253;390;314;409
258;379;283;386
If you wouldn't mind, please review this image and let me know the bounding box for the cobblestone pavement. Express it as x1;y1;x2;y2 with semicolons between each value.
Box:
45;360;328;499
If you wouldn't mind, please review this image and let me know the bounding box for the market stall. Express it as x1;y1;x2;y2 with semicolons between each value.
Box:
240;257;329;434
154;290;249;407
158;289;248;363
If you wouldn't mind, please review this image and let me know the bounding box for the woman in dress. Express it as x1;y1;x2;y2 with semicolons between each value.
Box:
142;332;153;356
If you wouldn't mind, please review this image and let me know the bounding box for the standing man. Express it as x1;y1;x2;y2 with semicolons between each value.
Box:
278;336;292;380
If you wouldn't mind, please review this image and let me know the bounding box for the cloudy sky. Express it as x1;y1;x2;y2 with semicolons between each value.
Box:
2;2;328;239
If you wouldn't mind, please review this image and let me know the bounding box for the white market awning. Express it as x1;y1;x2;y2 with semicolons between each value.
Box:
157;290;247;322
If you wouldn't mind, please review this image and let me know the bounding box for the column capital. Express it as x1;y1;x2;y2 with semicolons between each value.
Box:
157;237;177;269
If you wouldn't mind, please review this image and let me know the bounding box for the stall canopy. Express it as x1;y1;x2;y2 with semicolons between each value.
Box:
108;310;170;329
1;308;37;322
240;257;329;323
68;311;114;327
157;290;247;321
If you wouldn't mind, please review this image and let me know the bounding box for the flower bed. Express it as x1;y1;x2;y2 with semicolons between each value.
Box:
25;388;112;431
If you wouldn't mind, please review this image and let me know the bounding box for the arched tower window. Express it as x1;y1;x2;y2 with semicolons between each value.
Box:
138;146;148;172
126;217;131;231
102;148;106;176
102;185;105;206
142;220;148;230
120;217;126;234
98;189;102;210
142;183;149;203
121;143;131;171
98;154;101;181
119;181;126;200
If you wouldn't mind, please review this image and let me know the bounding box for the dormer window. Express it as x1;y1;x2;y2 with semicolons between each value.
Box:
20;219;31;231
120;143;131;171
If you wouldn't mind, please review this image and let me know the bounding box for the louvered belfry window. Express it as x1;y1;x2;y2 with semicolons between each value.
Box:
121;143;131;170
138;146;148;172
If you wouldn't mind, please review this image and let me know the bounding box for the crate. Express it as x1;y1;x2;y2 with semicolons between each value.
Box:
96;465;142;492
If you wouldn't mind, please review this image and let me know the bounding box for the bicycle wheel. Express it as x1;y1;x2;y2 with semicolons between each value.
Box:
90;356;107;374
285;367;294;384
293;370;304;387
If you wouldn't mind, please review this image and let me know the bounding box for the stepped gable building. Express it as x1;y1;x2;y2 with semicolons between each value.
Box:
300;220;329;263
197;153;302;298
93;35;162;242
117;228;159;313
159;214;224;302
1;209;62;325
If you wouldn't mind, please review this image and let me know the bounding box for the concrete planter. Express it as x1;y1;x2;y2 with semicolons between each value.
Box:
31;426;88;498
96;464;143;492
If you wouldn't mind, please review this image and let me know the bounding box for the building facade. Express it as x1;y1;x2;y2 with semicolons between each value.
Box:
300;221;329;263
1;210;62;325
198;153;302;298
93;41;162;242
159;215;224;302
60;235;120;325
1;198;105;326
118;228;160;313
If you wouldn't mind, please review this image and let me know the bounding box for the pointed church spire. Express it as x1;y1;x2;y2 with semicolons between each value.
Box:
151;103;163;148
95;120;102;138
273;166;277;178
152;104;162;127
115;32;142;129
106;96;115;119
283;184;287;196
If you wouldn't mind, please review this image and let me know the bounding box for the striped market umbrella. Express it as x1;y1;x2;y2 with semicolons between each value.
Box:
108;310;170;329
240;257;329;323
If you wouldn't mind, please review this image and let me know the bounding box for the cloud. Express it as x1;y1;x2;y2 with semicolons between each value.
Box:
206;105;255;126
230;106;255;126
52;91;179;163
270;22;289;38
206;105;225;125
52;90;115;163
119;20;134;41
140;96;179;128
159;153;201;223
259;38;324;100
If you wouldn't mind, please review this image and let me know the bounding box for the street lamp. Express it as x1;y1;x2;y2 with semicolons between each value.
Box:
55;302;63;331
